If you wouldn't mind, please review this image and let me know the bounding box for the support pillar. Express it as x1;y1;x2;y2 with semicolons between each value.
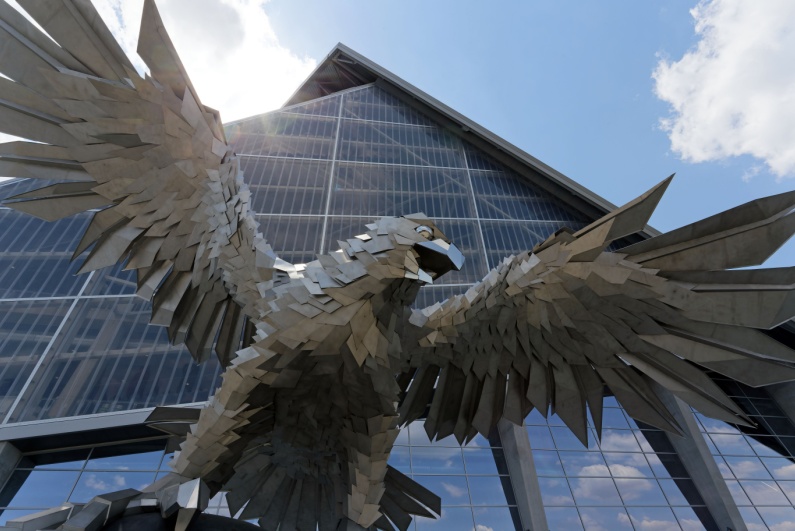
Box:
497;419;548;531
0;441;21;491
766;381;795;427
655;389;746;531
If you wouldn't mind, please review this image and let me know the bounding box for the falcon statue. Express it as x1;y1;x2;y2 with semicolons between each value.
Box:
1;1;795;530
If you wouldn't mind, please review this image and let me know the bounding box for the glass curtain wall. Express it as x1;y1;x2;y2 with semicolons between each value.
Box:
696;375;795;530
0;191;221;424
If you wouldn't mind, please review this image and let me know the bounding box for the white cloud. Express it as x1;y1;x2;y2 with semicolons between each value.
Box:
93;0;316;123
653;0;795;179
473;526;494;531
771;462;795;479
619;512;681;530
441;481;467;498
604;463;646;478
84;473;127;491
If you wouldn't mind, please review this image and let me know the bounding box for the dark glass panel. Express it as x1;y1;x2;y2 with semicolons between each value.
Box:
0;300;72;419
242;157;331;215
329;163;472;218
227;114;337;159
338;121;465;168
343;86;434;126
9;298;221;422
257;215;322;265
0;210;90;298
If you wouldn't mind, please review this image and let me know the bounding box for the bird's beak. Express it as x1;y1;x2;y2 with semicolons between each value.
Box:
413;239;465;278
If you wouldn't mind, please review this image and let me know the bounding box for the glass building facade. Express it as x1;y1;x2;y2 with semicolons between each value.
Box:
0;48;794;530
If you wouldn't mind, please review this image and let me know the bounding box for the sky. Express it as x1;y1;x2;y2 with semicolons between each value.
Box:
5;0;795;267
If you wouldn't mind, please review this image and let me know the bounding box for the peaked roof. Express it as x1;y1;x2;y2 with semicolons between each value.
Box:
284;44;659;237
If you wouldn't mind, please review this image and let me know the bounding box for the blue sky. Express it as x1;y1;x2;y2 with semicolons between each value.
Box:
23;0;795;267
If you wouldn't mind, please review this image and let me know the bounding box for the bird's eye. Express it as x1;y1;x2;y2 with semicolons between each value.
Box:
415;225;433;239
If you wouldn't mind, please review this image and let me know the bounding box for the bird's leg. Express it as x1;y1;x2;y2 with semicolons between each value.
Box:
340;413;400;528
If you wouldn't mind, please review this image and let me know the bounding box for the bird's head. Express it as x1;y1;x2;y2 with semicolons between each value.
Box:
338;214;464;284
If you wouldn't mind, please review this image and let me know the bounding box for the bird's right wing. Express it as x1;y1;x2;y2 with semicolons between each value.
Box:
402;180;795;446
0;0;281;365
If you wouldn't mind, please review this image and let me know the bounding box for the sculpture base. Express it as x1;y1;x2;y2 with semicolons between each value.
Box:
103;513;261;530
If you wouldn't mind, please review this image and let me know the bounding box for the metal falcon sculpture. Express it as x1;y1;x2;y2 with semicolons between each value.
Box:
1;1;795;530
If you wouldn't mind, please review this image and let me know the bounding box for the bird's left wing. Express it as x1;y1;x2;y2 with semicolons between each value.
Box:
402;177;795;446
0;0;279;365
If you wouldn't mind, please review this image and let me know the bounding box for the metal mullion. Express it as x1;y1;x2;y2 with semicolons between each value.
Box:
459;444;478;529
240;153;474;173
319;92;346;254
341;116;434;129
